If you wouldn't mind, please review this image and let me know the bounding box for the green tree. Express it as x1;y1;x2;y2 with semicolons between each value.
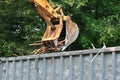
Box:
0;0;45;56
0;0;120;57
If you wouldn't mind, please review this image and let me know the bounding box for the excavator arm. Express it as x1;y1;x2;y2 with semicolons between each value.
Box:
29;0;62;21
29;0;79;54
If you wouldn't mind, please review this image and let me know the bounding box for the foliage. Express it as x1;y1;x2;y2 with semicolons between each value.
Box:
0;0;120;56
0;0;45;56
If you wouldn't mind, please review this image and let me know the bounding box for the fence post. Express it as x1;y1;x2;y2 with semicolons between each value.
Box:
0;59;2;80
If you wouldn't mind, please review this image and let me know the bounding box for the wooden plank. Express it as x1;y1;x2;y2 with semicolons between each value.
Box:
29;43;42;46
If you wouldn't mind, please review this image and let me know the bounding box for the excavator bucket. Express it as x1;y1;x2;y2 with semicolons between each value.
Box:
30;16;79;54
39;16;79;52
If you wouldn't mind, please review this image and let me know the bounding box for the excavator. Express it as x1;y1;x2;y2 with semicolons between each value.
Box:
28;0;79;54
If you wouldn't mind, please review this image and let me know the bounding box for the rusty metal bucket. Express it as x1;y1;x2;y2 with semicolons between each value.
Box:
41;16;79;51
